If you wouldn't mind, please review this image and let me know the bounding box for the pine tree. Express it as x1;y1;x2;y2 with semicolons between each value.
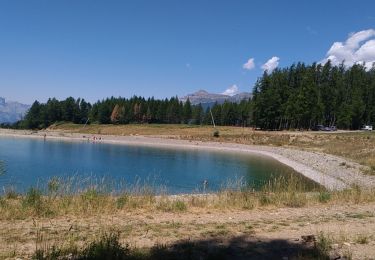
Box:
183;99;192;124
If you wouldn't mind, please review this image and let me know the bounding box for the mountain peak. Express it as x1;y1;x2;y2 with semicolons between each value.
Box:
180;89;252;108
0;98;30;123
193;90;209;95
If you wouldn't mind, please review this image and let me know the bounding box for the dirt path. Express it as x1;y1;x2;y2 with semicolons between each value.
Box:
1;203;374;259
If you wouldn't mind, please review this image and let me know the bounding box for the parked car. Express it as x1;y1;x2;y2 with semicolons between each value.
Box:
311;125;325;131
361;125;373;131
329;126;337;131
311;125;337;131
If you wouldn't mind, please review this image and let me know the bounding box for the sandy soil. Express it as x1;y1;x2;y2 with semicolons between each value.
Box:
1;203;374;259
1;129;374;190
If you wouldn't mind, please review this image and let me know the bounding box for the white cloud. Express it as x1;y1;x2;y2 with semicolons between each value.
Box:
261;56;279;72
222;85;239;96
243;58;255;70
320;29;375;70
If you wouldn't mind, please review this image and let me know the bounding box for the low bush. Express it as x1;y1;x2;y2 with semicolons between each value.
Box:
318;191;331;203
116;194;129;209
315;232;332;257
23;187;43;210
172;200;187;212
81;232;130;259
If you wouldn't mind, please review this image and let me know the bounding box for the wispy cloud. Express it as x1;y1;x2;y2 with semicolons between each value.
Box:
261;56;279;72
222;85;239;96
320;29;375;70
242;58;255;70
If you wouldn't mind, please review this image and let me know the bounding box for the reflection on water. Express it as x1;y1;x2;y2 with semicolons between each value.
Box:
0;136;318;194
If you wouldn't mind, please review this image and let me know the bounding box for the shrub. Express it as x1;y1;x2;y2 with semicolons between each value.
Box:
259;193;273;206
81;232;130;259
47;178;60;194
318;191;331;203
22;187;50;216
213;130;220;138
116;195;129;209
4;188;18;199
23;187;43;208
172;200;187;212
355;234;369;244
157;200;187;212
33;245;68;260
284;192;307;208
0;197;6;208
80;188;103;213
315;232;332;256
81;188;99;202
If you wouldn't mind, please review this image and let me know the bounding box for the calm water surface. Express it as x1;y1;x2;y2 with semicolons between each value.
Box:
0;136;311;194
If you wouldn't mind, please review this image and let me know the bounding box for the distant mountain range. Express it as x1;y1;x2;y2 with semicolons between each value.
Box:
180;90;252;109
0;97;30;123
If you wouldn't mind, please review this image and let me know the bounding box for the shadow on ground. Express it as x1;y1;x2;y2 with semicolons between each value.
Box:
145;235;325;260
64;234;327;260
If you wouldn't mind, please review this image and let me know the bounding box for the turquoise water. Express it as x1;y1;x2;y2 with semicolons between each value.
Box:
0;136;309;194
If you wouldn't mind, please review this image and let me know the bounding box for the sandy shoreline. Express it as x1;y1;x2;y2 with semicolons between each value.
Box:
1;128;374;190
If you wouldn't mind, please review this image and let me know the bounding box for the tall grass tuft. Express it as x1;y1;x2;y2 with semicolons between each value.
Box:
318;191;331;203
22;187;45;215
315;232;333;257
217;174;315;209
0;175;375;220
81;232;130;259
3;186;18;199
32;231;133;260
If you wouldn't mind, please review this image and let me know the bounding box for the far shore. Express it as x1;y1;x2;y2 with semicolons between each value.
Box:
1;128;374;191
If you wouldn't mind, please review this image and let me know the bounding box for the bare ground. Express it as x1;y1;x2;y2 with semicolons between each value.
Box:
1;203;375;259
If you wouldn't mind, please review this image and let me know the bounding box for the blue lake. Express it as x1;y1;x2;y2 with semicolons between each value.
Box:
0;136;313;194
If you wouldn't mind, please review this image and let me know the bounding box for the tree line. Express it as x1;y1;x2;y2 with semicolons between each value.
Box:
6;61;375;130
252;61;375;129
16;96;253;129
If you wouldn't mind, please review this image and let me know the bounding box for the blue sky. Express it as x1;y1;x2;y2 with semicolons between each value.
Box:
0;0;374;104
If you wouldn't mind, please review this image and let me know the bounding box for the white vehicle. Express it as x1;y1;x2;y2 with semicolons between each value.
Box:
361;125;373;131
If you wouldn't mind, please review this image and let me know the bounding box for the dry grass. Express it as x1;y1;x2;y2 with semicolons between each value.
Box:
1;176;375;221
29;229;330;260
2;180;375;258
49;122;223;137
50;123;375;173
3;196;375;259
